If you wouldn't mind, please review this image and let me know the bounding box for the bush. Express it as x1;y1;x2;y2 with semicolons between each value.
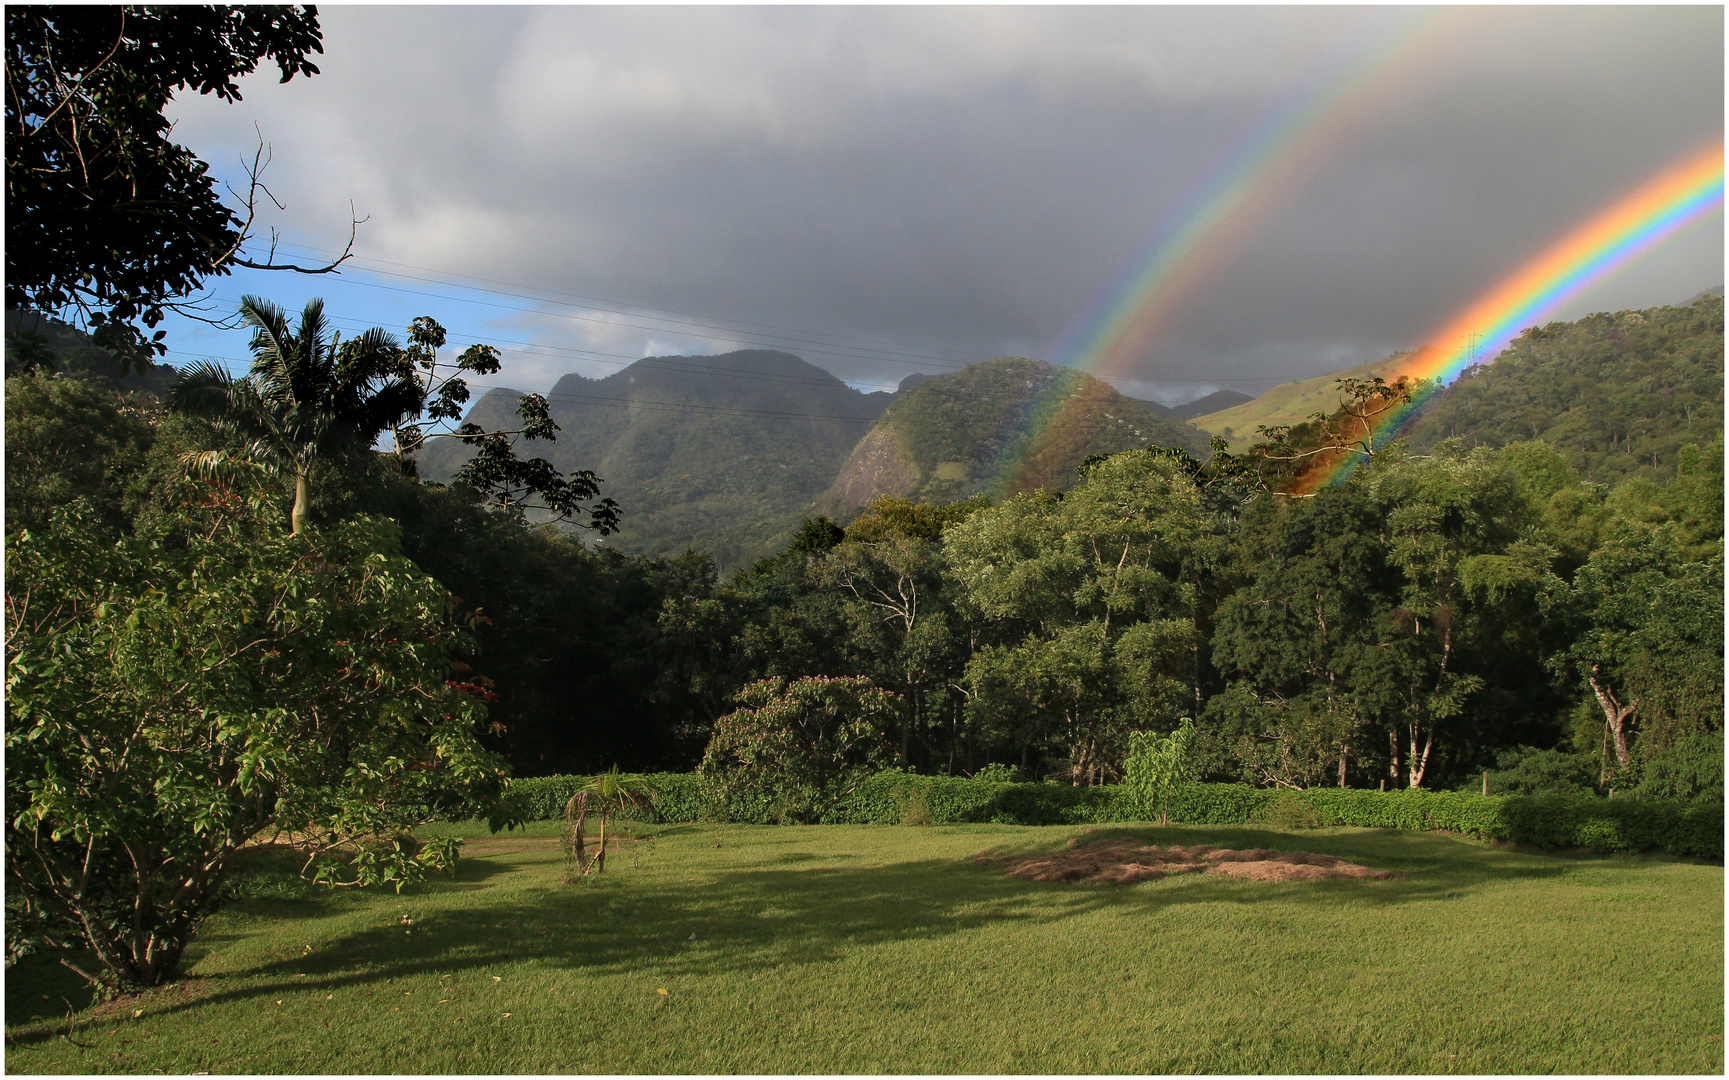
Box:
494;774;1721;860
1260;794;1322;830
1626;730;1724;805
698;676;900;824
1461;746;1600;798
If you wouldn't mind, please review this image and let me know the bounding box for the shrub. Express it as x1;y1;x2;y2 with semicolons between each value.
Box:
698;676;900;824
1123;720;1198;825
1472;746;1601;798
1626;730;1724;805
1260;794;1323;830
893;785;934;826
494;774;1721;860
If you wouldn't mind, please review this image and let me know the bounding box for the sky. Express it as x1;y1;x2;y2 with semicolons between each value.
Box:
160;5;1724;404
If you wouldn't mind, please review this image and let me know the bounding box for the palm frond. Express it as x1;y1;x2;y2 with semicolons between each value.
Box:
165;359;240;419
177;448;279;482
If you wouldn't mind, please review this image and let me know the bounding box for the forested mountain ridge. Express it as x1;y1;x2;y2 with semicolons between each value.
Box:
419;350;1213;567
4;307;179;394
1403;294;1723;484
1191;294;1723;485
1160;388;1254;420
822;356;1213;515
415;349;894;569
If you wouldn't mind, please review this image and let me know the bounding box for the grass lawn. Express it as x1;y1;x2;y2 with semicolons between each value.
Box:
5;821;1722;1074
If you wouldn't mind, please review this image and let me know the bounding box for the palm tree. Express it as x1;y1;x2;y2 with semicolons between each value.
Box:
168;296;423;534
564;767;652;876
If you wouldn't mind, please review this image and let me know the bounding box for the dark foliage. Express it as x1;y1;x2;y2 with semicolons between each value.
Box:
6;7;323;340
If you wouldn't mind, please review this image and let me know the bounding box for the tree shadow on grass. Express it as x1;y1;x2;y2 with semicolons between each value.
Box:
3;823;1662;1044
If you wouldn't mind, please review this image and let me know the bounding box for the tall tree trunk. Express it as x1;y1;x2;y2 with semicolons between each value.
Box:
1588;665;1637;769
291;470;311;536
947;696;959;777
898;677;913;767
1409;725;1433;789
1338;745;1348;788
1387;729;1401;787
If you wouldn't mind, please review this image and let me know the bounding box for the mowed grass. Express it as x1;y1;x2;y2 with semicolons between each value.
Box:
6;821;1722;1074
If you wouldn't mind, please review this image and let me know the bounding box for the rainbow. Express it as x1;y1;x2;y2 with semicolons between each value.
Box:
1294;139;1725;494
990;8;1465;496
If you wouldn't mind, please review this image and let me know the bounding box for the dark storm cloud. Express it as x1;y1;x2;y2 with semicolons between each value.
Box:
166;6;1723;401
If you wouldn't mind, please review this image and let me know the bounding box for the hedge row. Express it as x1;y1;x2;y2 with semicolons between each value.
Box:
499;773;1721;860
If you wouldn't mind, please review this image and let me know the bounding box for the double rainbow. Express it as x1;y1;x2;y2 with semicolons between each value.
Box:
1294;139;1725;494
990;9;1465;496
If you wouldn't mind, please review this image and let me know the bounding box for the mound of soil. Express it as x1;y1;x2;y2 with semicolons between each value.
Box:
986;838;1395;885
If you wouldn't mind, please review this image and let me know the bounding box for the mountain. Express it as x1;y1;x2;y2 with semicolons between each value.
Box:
1403;294;1723;484
1189;354;1420;449
1187;294;1722;486
822;356;1213;517
1165;389;1253;420
4;308;180;395
416;350;894;569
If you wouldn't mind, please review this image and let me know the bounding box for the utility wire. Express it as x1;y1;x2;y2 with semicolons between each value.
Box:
158;348;1206;436
241;246;985;374
263;240;998;366
213;303;908;394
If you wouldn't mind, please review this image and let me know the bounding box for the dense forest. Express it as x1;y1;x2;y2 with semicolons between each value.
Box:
8;297;1722;801
1405;297;1724;484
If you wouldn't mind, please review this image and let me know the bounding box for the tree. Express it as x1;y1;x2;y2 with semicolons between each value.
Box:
1124;719;1197;825
168;296;421;535
697;676;899;824
387;315;620;532
946;450;1203;782
1235;376;1429;495
5;6;347;361
562;767;652;877
4;369;156;535
5;492;515;992
1546;521;1724;787
816;496;982;767
1210;447;1559;789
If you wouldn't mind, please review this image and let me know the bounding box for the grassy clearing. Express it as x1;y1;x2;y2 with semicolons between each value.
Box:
6;821;1722;1074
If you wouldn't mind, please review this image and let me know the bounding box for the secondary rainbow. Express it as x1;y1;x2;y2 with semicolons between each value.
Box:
988;8;1462;496
1295;139;1725;494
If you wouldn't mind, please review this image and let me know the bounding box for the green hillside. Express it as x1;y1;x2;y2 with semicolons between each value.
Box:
1190;353;1419;449
1404;294;1724;484
823;356;1212;516
1162;388;1253;420
4;308;180;395
416;350;892;569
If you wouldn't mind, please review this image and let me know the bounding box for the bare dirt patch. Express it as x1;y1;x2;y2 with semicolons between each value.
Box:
981;838;1395;885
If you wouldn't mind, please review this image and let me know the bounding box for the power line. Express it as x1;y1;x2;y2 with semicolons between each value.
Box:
156;348;1211;435
216;303;908;394
265;240;999;367
237;242;1331;390
246;244;988;375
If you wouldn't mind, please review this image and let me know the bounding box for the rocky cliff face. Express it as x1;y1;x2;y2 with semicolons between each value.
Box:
822;422;922;517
